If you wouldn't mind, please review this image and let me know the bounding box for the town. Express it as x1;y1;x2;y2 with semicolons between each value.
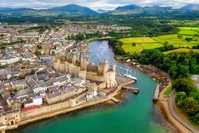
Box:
0;22;133;132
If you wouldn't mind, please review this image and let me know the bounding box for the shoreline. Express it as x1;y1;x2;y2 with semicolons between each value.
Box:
6;88;121;131
90;40;192;132
133;63;192;133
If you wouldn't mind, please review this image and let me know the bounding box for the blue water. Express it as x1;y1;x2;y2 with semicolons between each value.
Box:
10;40;177;133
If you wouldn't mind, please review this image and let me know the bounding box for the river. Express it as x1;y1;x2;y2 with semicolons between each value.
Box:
10;40;177;133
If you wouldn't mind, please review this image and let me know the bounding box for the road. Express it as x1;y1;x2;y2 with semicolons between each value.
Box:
169;90;199;133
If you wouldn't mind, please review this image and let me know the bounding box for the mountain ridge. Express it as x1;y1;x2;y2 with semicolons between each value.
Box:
48;4;98;15
180;4;199;10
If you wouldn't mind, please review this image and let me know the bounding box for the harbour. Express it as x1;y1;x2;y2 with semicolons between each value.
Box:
9;40;177;133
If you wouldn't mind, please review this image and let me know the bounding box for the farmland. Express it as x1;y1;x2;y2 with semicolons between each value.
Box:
163;48;199;54
120;27;199;53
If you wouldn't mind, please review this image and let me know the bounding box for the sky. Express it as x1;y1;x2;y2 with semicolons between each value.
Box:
0;0;199;10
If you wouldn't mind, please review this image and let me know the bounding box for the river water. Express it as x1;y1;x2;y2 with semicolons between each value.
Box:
10;40;177;133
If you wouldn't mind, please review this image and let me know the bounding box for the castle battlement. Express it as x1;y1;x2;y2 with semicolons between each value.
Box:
52;52;116;88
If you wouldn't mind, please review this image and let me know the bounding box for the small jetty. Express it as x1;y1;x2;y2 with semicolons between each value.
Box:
116;75;135;86
110;97;120;103
153;84;160;102
122;86;140;94
133;88;139;94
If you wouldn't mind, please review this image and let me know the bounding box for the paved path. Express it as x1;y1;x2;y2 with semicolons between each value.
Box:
169;90;199;133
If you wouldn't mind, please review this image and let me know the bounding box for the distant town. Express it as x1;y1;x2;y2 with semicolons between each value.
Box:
0;22;133;132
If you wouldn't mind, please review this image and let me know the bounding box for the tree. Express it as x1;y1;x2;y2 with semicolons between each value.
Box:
164;41;169;46
172;78;195;95
31;69;35;74
37;45;42;49
178;65;189;78
177;34;183;39
34;49;41;56
132;42;136;47
190;113;199;124
18;74;26;79
185;37;193;42
21;103;25;108
182;97;199;115
175;92;187;107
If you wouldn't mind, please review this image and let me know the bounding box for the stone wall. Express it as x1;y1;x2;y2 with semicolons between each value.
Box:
87;64;98;72
20;100;70;119
97;63;105;74
86;74;104;82
98;82;106;89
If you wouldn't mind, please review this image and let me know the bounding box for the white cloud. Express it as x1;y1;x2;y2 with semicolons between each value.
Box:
0;0;199;9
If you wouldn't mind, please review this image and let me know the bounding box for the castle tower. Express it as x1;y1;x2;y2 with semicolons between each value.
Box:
112;64;116;72
103;59;109;79
72;54;77;65
78;68;86;79
80;59;89;69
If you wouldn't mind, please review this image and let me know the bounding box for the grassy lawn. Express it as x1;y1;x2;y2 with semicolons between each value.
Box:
141;43;163;49
120;37;162;52
120;37;156;43
122;43;143;53
153;34;199;48
163;48;199;54
97;73;103;77
163;86;172;98
120;27;199;53
178;27;199;36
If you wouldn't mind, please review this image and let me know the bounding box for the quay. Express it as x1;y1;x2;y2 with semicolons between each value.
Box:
153;84;160;102
116;75;135;86
110;96;120;103
122;86;139;94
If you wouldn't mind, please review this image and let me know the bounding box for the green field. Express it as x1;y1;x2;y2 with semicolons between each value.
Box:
163;86;172;98
163;48;199;54
178;27;199;36
120;37;160;53
120;37;156;43
120;27;199;53
152;34;199;48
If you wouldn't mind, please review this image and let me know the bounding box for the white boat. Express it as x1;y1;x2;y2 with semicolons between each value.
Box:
123;74;137;81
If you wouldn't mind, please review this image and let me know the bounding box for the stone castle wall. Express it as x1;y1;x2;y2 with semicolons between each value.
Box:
86;74;104;82
98;82;106;89
52;54;116;88
87;64;98;72
20;100;70;119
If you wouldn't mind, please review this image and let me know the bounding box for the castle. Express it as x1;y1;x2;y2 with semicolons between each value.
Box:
52;50;116;88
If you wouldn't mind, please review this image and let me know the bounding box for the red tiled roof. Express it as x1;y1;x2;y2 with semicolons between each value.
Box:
21;105;37;112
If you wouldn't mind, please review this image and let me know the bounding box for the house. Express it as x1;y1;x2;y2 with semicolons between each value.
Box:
15;88;33;99
0;54;22;66
53;75;70;86
11;79;28;90
25;74;70;94
23;96;43;107
46;86;76;104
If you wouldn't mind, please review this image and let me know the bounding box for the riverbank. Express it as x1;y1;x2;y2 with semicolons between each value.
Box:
132;63;191;133
92;40;191;132
6;87;121;131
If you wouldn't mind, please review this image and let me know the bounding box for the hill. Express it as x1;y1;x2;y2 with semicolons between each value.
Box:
144;6;172;11
96;9;110;13
49;4;98;15
0;8;13;12
180;4;199;10
115;4;142;11
0;8;35;12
